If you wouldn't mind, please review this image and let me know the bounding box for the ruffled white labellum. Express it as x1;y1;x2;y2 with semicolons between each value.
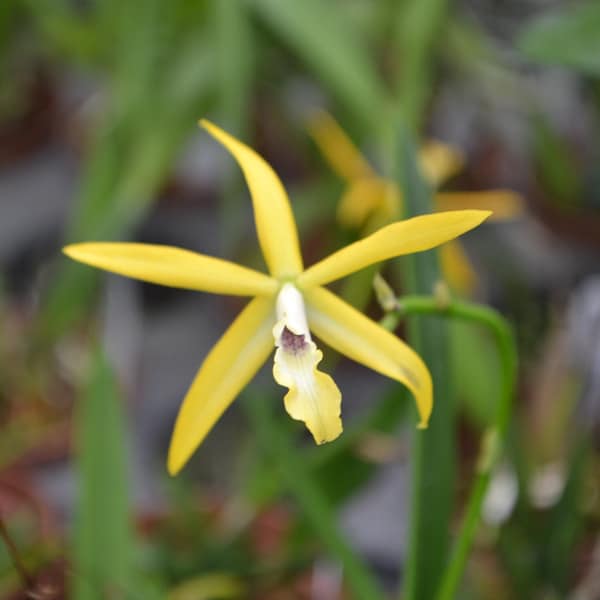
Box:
273;283;342;444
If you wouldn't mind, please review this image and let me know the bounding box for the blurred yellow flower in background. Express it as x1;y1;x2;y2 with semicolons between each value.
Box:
309;112;523;294
65;120;490;474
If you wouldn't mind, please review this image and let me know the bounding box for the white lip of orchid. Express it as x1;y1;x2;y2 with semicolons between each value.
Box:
272;282;343;444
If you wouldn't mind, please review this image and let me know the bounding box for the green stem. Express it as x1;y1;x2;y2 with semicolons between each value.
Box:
243;393;386;600
384;295;516;433
383;294;517;598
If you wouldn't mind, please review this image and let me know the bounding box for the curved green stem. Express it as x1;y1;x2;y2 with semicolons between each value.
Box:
382;294;517;598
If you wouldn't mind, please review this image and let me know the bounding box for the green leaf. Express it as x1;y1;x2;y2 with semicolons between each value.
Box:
212;0;255;252
518;2;600;75
396;129;454;600
250;0;387;129
214;0;254;136
392;0;448;130
72;347;132;600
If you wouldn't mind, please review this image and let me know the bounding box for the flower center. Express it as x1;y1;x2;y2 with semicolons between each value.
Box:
274;282;311;341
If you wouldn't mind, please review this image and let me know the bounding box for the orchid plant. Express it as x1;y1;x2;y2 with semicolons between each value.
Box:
309;111;522;293
65;120;489;474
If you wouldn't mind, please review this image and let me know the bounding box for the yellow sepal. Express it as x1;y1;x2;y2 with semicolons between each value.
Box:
200;120;303;279
440;241;477;295
308;111;374;181
297;210;491;288
63;243;277;296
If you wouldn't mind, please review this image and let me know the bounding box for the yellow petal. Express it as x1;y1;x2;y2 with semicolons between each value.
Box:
273;323;342;444
440;241;477;295
337;178;399;229
63;243;277;296
435;190;524;220
297;210;491;288
308;111;374;181
419;140;464;186
168;296;275;474
200;120;303;279
305;286;432;428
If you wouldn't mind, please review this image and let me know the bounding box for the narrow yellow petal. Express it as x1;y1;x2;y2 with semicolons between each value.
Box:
200;120;303;279
64;243;277;296
168;296;275;475
305;286;432;428
418;140;464;186
337;178;399;229
297;210;491;288
435;190;524;220
273;324;342;444
440;241;477;295
308;111;375;181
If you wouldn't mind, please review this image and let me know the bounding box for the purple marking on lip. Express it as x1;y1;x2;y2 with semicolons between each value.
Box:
281;326;308;354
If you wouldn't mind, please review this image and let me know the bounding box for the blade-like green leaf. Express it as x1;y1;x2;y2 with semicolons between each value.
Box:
392;0;448;130
72;347;132;600
214;0;254;136
250;0;387;129
518;2;600;75
212;0;255;253
396;129;454;600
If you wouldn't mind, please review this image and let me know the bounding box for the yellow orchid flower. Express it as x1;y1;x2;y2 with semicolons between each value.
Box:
309;111;523;294
64;120;490;475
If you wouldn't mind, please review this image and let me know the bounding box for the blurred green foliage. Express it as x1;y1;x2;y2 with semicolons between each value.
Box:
34;0;214;340
72;348;133;600
519;1;600;75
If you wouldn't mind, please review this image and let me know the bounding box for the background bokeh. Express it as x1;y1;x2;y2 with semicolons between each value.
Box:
1;1;600;598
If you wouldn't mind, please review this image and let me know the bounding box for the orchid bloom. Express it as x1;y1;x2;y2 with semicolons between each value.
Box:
309;111;523;293
64;120;490;475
